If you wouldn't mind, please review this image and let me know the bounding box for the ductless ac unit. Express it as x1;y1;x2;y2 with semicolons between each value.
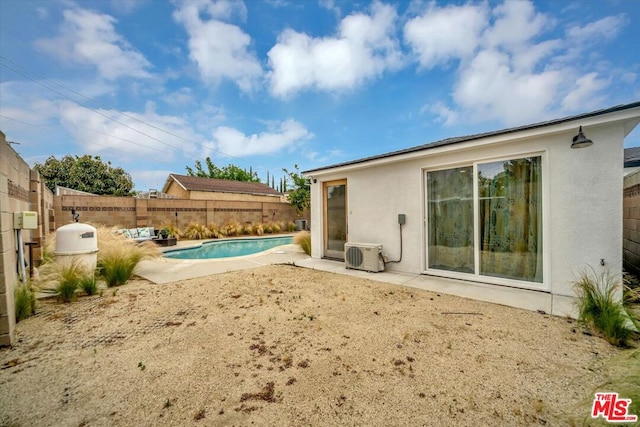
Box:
345;242;384;272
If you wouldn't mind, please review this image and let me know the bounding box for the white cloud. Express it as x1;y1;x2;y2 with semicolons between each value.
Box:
453;49;562;125
483;1;551;51
173;0;261;92
410;1;624;126
425;101;459;126
566;14;626;43
561;72;609;111
163;87;195;106
57;101;200;161
209;119;313;157
404;3;487;69
267;1;402;97
34;7;151;80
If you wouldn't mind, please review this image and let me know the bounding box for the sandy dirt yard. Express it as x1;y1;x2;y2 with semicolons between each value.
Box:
0;265;625;426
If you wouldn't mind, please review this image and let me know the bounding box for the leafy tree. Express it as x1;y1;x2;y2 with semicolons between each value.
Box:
283;164;310;217
34;155;134;196
185;157;260;182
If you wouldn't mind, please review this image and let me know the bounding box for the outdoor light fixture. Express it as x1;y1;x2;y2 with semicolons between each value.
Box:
571;126;593;149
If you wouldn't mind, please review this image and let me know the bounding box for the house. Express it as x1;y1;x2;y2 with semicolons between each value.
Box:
624;147;640;176
303;102;640;317
162;174;283;202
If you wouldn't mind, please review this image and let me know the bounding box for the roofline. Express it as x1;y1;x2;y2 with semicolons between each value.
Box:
163;173;282;196
303;101;640;175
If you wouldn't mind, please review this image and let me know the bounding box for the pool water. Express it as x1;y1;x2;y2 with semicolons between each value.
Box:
164;236;294;260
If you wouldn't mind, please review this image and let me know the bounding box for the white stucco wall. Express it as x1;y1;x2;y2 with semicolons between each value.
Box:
307;111;640;317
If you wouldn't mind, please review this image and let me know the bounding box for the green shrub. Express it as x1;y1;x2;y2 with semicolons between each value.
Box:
255;223;264;236
15;283;36;322
294;231;311;256
287;221;296;232
242;224;254;235
573;268;636;347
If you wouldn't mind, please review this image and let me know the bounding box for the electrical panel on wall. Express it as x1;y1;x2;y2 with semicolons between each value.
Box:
14;211;38;229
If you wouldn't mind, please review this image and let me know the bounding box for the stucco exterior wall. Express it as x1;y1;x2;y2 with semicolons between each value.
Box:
189;190;282;203
308;119;633;317
164;181;190;199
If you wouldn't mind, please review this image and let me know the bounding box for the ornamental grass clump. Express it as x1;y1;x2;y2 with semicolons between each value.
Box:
96;228;161;287
98;240;159;287
573;268;636;347
36;259;93;303
294;231;311;256
183;222;211;240
15;283;36;322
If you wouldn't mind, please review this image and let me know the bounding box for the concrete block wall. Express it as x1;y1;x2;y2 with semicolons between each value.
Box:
624;170;640;275
1;132;53;346
55;195;301;232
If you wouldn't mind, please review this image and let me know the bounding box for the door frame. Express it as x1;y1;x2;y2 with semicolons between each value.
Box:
323;179;348;260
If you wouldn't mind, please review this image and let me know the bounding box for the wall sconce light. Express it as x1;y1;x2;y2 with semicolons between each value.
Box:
571;126;593;149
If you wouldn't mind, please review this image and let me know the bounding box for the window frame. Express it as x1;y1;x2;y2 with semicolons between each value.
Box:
422;151;549;291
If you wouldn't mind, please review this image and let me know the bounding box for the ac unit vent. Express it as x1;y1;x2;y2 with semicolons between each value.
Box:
344;243;384;272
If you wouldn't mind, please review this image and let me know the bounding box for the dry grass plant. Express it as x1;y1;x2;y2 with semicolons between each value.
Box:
293;231;311;256
36;259;94;303
98;239;161;287
182;222;211;240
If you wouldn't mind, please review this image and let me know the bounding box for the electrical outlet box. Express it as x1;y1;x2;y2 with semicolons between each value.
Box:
398;214;406;225
14;211;38;229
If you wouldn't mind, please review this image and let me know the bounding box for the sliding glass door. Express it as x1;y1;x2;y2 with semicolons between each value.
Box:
426;155;543;284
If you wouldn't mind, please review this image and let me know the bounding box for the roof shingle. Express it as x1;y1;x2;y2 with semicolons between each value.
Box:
167;174;282;196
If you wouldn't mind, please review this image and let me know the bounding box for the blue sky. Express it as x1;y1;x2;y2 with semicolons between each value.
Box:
1;0;639;191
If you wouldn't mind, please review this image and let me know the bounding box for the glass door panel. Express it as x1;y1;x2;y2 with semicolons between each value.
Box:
324;180;347;260
426;167;474;273
478;157;542;282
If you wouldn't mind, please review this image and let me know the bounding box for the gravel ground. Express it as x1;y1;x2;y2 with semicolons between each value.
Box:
0;265;620;426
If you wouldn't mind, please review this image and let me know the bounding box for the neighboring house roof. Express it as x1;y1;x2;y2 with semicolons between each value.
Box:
304;101;640;174
162;174;282;197
624;147;640;168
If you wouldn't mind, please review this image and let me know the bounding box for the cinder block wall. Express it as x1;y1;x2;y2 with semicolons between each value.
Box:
1;132;53;346
54;195;303;231
624;170;640;275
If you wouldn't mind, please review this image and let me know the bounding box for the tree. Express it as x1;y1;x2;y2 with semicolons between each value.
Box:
185;157;260;182
34;155;134;196
283;164;310;217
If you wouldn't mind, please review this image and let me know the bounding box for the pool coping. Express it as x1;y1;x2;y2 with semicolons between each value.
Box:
136;235;308;284
162;234;298;259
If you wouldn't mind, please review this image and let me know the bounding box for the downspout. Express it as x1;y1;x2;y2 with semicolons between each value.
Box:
16;229;26;283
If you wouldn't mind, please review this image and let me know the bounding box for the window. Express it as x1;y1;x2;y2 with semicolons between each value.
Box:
426;155;543;283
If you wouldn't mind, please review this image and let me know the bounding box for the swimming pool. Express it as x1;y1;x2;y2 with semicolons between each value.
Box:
164;236;294;260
